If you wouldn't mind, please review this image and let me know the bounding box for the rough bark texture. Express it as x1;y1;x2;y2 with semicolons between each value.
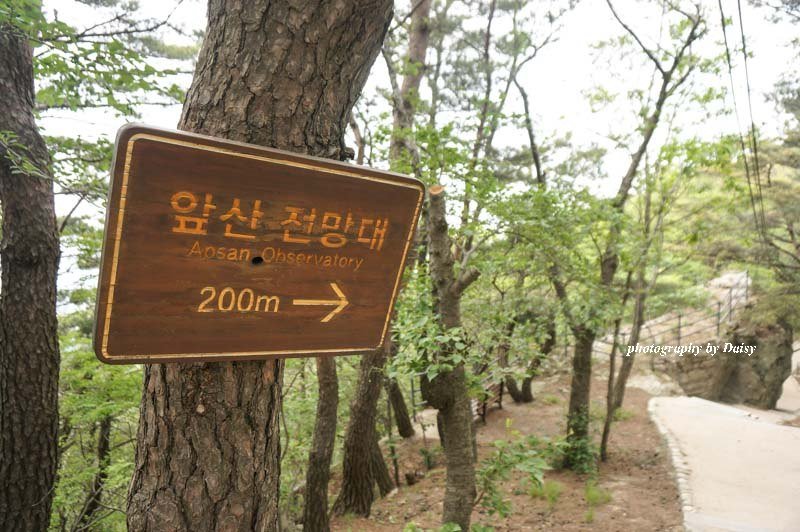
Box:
302;357;338;532
0;22;61;532
332;347;388;517
126;2;393;530
423;186;477;530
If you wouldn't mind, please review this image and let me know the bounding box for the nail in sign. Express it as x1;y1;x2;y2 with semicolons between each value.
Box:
93;125;424;363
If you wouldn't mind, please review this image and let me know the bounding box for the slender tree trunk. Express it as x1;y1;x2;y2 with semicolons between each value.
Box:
334;0;431;494
389;0;432;165
600;319;623;462
303;357;339;532
496;320;528;403
385;336;415;438
565;328;595;450
424;186;478;530
613;280;647;410
504;312;555;404
388;379;415;438
76;415;113;529
370;435;394;497
126;2;393;530
332;347;388;517
0;20;61;532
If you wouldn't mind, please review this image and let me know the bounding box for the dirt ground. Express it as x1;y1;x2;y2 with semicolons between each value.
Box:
329;374;683;531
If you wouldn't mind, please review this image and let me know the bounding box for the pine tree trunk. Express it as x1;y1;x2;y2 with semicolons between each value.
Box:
332;347;388;517
303;357;339;532
126;2;393;530
0;21;61;532
370;436;394;497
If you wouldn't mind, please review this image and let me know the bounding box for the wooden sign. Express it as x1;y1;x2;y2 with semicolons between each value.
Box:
93;125;424;363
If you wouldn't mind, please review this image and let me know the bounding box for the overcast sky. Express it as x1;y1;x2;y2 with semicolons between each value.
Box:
40;0;798;288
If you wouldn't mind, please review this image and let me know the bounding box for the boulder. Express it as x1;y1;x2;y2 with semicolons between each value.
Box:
718;321;793;409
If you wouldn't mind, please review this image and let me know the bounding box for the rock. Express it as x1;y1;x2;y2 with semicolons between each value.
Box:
718;321;793;409
654;318;793;410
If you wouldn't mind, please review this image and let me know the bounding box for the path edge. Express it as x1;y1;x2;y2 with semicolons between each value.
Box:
647;396;695;531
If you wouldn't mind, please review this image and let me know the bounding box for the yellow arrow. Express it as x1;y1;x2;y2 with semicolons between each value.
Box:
293;282;349;323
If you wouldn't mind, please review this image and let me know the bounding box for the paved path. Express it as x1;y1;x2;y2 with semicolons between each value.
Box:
649;396;800;532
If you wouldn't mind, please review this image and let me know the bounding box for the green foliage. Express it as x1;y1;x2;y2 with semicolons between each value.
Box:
584;480;612;507
475;422;550;517
0;130;49;179
613;408;634;422
541;394;560;405
529;479;563;512
420;446;439;470
581;480;612;523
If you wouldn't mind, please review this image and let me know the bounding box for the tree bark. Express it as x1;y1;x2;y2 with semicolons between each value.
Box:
302;357;339;532
126;2;393;530
0;20;61;532
385;337;415;438
388;379;415;438
332;347;388;517
76;415;113;529
423;186;477;530
369;435;394;497
565;327;595;448
600;318;623;462
389;0;432;164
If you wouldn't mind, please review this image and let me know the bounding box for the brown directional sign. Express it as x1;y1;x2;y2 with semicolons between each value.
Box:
93;124;424;363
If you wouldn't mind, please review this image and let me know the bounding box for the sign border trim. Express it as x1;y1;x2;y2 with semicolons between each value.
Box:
96;128;424;363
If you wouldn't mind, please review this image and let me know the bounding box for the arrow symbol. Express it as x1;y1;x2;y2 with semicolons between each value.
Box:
293;282;349;323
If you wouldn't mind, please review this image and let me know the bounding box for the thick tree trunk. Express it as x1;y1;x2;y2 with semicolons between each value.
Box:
126;2;393;530
77;415;113;528
420;368;476;530
303;357;339;532
424;186;478;530
0;22;61;532
332;347;388;517
565;328;595;449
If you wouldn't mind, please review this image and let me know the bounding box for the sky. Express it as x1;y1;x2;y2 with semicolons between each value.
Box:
40;0;798;188
38;0;798;289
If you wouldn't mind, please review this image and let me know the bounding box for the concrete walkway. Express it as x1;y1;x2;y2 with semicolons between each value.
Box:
649;396;800;532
